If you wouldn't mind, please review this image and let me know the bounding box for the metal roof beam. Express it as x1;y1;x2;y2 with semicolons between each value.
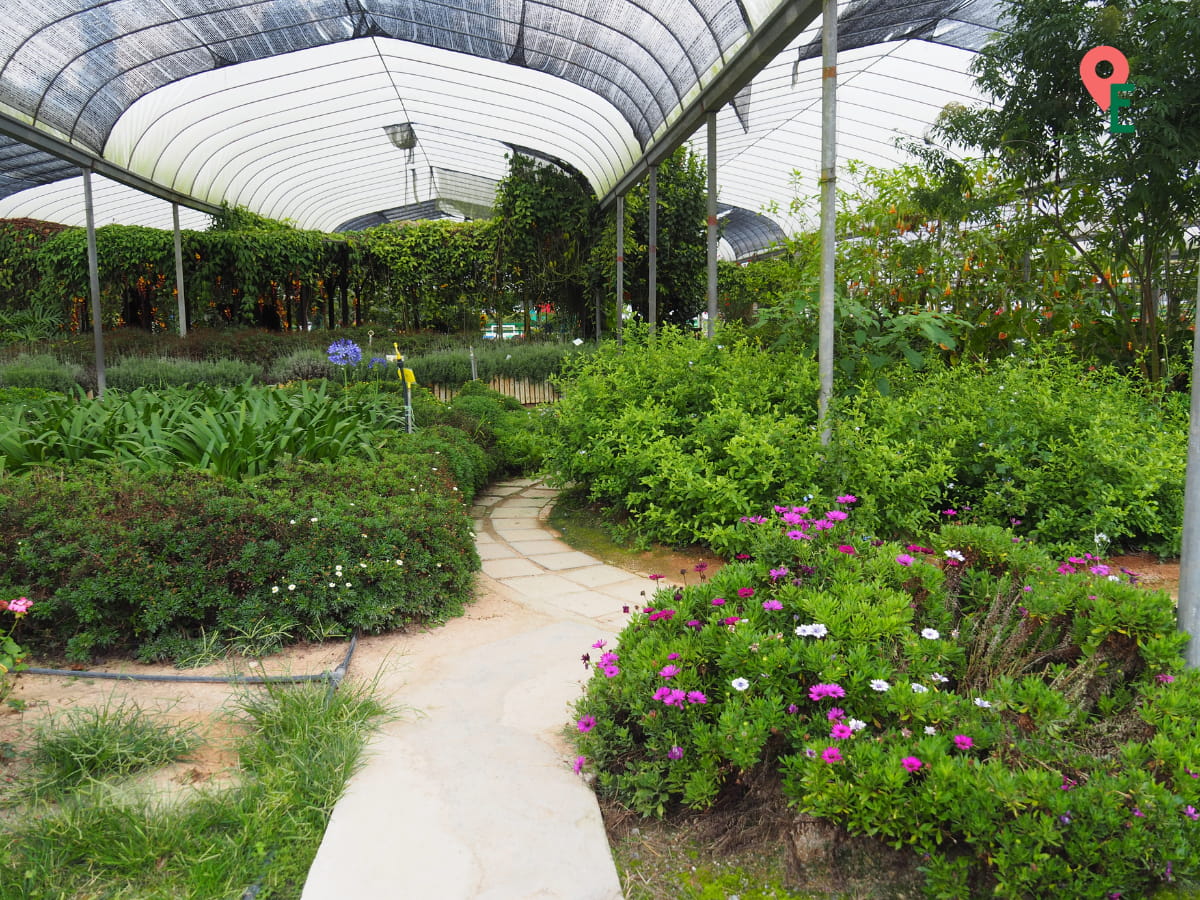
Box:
600;0;823;207
0;113;222;219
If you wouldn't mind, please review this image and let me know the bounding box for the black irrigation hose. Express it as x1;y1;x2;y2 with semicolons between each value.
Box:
23;630;362;898
22;630;361;686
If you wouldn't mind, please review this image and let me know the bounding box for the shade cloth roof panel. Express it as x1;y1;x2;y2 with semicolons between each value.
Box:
0;0;1003;258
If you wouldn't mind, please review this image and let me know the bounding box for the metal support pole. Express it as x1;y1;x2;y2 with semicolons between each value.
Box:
816;0;838;446
1179;259;1200;666
706;112;718;338
469;345;478;381
172;203;187;337
648;166;658;338
82;170;106;399
616;194;624;346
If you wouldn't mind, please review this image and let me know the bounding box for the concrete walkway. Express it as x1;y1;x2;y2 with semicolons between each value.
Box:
302;478;636;900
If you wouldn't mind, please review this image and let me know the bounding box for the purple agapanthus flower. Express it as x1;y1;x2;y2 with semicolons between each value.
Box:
327;339;362;366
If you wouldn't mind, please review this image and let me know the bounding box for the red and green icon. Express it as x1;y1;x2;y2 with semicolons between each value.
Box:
1080;46;1135;134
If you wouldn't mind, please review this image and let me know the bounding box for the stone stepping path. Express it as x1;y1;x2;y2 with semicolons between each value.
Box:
302;479;631;899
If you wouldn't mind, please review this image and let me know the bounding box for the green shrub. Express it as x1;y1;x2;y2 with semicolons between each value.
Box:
544;324;823;545
572;503;1198;898
0;387;60;412
268;348;336;383
826;350;1187;554
0;354;84;394
106;356;261;390
545;332;1184;554
0;443;479;662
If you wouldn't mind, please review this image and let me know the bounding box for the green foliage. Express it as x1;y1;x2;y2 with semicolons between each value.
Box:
545;335;1184;554
572;506;1198;898
0;353;85;394
268;348;336;383
493;152;602;337
934;0;1200;381
0;679;388;899
600;146;709;328
0;440;479;662
827;349;1187;553
544;324;823;545
106;356;261;390
0;381;391;479
410;341;585;387
31;701;197;796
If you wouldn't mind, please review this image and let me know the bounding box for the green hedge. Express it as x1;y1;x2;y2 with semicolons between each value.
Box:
0;442;478;662
106;356;260;390
544;328;1185;554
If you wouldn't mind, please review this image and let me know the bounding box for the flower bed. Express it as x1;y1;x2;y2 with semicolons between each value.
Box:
571;499;1200;897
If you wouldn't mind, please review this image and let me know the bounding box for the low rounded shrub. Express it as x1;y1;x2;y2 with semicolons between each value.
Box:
572;501;1199;897
106;356;260;390
0;354;84;394
0;444;479;662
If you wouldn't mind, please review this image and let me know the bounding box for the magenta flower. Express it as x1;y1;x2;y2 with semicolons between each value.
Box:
737;588;755;599
573;755;586;774
591;639;607;649
649;608;676;622
667;746;684;760
896;554;915;567
687;691;708;705
667;652;680;660
1057;563;1076;574
711;597;726;606
787;703;800;714
836;495;858;504
826;510;849;521
721;616;741;626
901;756;923;773
599;652;619;666
762;599;783;611
652;687;672;702
830;723;853;739
827;707;845;721
1089;564;1111;576
941;509;957;516
649;573;664;581
8;597;31;614
694;562;709;573
686;619;702;630
787;530;811;541
603;665;620;678
809;683;846;701
659;664;680;679
952;734;973;750
664;689;687;707
1185;806;1199;821
1156;673;1176;684
821;746;844;763
577;715;597;733
768;566;789;581
837;544;857;555
781;511;805;525
735;553;751;560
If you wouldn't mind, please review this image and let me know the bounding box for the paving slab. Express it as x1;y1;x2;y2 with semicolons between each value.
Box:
477;543;521;561
489;527;548;542
559;566;636;589
482;557;545;579
508;539;573;556
530;550;604;571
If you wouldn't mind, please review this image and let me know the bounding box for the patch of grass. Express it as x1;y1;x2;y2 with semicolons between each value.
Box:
31;700;197;796
0;678;392;899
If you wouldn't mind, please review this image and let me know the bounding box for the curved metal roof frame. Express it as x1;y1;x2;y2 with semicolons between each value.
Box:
0;0;1001;257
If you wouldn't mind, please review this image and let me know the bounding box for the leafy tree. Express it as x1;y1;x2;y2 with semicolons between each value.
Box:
934;0;1200;381
592;146;708;329
492;153;601;337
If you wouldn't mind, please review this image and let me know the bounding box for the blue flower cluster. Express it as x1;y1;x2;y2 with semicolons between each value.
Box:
327;339;363;367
